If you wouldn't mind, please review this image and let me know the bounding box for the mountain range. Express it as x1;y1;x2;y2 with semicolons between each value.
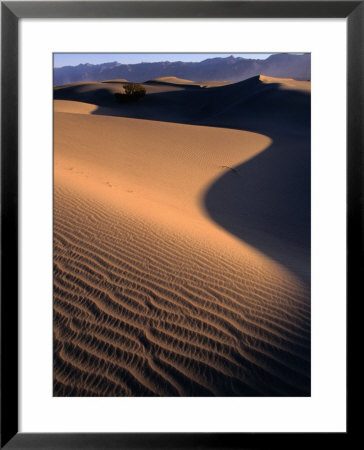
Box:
54;53;310;86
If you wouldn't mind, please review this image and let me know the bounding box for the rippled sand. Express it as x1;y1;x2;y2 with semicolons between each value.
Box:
54;75;311;396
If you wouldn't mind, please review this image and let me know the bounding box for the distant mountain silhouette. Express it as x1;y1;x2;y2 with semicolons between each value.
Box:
54;54;310;86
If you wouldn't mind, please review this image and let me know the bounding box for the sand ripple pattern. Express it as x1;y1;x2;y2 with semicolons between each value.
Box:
54;187;310;396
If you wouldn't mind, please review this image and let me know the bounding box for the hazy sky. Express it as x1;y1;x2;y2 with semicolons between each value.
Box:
53;53;273;68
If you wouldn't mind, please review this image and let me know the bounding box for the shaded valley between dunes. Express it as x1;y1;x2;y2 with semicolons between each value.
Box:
54;75;311;396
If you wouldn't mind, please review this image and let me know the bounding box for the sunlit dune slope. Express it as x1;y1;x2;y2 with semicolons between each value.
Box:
151;76;198;84
259;74;311;92
54;100;98;114
54;111;270;241
53;75;311;396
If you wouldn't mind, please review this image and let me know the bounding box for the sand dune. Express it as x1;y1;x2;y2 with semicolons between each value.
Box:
54;113;271;234
54;75;310;278
54;100;98;115
54;75;311;396
101;78;129;83
259;74;311;91
152;76;198;84
146;77;231;89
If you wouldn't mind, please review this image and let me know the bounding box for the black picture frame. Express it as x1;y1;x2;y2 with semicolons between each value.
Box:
1;1;359;448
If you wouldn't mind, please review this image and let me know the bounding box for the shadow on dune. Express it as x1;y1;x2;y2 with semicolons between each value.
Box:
200;83;311;284
54;76;310;283
203;136;310;283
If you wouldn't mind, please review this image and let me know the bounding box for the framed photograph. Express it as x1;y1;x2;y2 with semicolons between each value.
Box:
1;1;358;448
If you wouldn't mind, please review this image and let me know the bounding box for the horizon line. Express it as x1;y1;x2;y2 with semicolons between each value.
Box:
54;53;304;69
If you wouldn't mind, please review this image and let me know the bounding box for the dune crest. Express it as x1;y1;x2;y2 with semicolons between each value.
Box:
54;100;98;115
259;74;311;91
152;76;197;84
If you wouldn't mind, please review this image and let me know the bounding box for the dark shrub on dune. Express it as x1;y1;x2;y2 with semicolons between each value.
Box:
115;82;146;103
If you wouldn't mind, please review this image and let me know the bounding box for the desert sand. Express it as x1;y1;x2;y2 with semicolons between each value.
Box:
54;75;311;396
